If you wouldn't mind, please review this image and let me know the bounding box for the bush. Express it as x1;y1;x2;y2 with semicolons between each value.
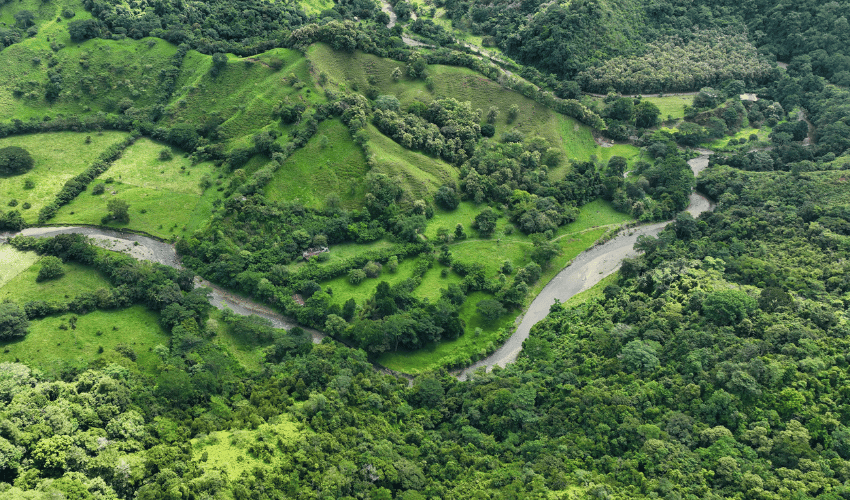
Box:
0;302;29;340
0;146;34;175
91;183;105;195
67;19;99;42
434;185;460;210
36;256;65;282
348;268;367;285
363;261;382;278
158;148;174;161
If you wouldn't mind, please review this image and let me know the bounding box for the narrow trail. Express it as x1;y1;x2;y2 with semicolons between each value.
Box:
458;152;714;379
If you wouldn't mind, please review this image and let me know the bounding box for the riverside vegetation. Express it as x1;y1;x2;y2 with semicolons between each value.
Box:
0;0;848;496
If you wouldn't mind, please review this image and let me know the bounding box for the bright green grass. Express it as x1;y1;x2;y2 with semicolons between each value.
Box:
52;182;219;240
0;131;128;223
206;312;267;372
298;0;334;15
324;258;422;308
107;138;218;195
169;48;319;144
0;258;112;304
192;419;301;478
645;95;693;121
366;124;458;200
290;239;396;273
0;246;40;288
704;126;771;149
265;119;369;208
559;199;632;233
555;117;641;173
0;305;168;375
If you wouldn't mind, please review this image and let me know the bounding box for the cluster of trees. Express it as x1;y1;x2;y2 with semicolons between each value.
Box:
0;146;34;176
577;31;773;94
373;97;481;164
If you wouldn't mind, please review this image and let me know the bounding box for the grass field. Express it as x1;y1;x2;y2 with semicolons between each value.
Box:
645;95;693;121
192;419;302;478
366;124;459;200
50;137;220;238
0;131;128;223
170;48;319;145
703;126;772;149
0;256;112;304
0;305;169;375
266;119;369;208
306;43;604;180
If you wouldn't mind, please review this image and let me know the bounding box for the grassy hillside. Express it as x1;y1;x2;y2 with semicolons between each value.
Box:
0;131;128;222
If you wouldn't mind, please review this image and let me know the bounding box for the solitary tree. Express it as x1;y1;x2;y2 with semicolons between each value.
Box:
104;199;130;224
0;147;34;176
0;302;29;340
36;256;65;282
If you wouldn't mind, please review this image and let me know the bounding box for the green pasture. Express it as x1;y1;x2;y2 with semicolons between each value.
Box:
561;272;619;309
323;258;423;308
307;43;599;175
169;48;318;144
703;126;771;150
0;131;128;223
0;246;40;288
52;182;218;240
46;136;219;237
265;119;369;208
555;117;641;171
107;138;217;195
366;124;458;200
298;0;334;15
0;255;112;304
0;305;169;375
192;419;302;478
644;95;693;121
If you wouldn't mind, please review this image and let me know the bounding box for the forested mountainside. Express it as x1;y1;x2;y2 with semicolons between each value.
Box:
0;0;849;496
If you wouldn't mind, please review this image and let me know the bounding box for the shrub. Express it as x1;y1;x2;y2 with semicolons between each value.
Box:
0;147;34;175
434;185;460;210
23;178;35;189
158;148;173;161
0;302;29;340
36;256;65;282
363;261;382;278
91;183;105;195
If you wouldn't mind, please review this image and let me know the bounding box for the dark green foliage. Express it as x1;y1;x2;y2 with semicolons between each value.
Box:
36;256;65;282
0;146;34;175
472;207;497;236
475;298;505;322
0;302;28;339
103;198;130;224
67;19;98;42
434;185;460;210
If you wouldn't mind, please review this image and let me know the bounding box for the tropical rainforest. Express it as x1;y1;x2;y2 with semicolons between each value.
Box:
0;0;848;497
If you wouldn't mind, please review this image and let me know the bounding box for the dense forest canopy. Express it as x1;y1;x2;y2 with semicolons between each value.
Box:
0;0;849;495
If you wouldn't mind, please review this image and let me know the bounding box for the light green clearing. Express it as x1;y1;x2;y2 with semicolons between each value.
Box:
0;257;112;304
644;95;693;121
0;305;168;375
192;420;302;479
306;43;597;178
556;118;641;169
52;182;219;240
0;131;128;222
0;246;41;288
51;137;220;239
298;0;334;15
703;126;772;149
366;124;458;200
266;119;369;209
169;48;318;144
107;137;217;195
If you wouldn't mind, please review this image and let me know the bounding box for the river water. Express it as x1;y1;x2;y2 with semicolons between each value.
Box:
459;152;713;379
4;153;713;372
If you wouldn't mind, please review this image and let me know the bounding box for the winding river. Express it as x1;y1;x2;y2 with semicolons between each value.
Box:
460;151;714;379
3;152;713;375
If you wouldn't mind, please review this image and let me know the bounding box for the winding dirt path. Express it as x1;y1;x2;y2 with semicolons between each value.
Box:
6;226;325;344
459;152;714;379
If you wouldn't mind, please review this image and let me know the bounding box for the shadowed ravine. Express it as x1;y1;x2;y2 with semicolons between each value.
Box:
3;152;712;375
